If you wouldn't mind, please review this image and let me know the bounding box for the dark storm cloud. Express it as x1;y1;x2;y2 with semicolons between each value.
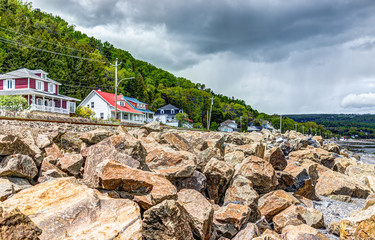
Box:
31;0;375;63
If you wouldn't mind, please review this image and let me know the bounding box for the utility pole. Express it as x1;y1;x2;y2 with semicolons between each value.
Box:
315;128;317;136
111;58;121;121
295;123;297;132
302;126;305;135
240;116;242;132
208;97;214;130
280;115;282;133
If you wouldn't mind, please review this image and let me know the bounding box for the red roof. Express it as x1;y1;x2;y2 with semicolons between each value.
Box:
93;90;143;114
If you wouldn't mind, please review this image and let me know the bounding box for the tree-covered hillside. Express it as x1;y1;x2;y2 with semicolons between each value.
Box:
0;0;331;135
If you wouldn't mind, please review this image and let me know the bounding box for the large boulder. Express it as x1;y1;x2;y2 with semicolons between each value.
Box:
0;154;38;180
264;147;287;171
197;147;222;170
173;170;207;193
258;190;299;221
273;205;325;233
203;158;234;203
224;175;259;207
315;170;371;198
141;121;162;133
0;177;31;201
333;157;357;174
145;147;197;179
142;200;194;240
345;163;375;183
44;143;64;159
79;129;112;144
231;223;259;240
282;224;330;240
3;177;143;240
322;143;341;154
340;203;375;239
236;156;278;194
224;151;245;168
38;157;68;183
213;203;250;238
0;203;42;240
225;143;266;159
289;148;335;169
159;132;194;152
177;189;214;240
56;153;84;177
0;134;36;156
100;159;177;209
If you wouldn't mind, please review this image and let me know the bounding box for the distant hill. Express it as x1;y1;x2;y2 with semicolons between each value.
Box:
286;114;375;138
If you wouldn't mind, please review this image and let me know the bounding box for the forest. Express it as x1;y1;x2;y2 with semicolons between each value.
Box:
0;0;330;134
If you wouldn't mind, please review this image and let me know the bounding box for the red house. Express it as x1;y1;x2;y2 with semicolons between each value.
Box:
0;68;79;115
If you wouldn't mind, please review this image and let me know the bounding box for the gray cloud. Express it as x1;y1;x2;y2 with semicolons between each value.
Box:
29;0;375;114
341;93;375;108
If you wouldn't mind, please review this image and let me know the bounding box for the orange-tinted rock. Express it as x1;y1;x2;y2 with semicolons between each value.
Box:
45;143;63;159
225;143;266;158
224;175;259;207
322;143;341;154
177;189;213;240
159;132;194;152
79;129;112;144
145;147;196;179
340;203;375;240
264;147;287;170
101;159;177;209
237;156;278;193
142;200;194;240
38;157;68;183
56;153;83;177
224;151;245;168
289;148;335;169
232;223;259;240
333;157;357;173
203;158;234;203
282;224;330;240
0;154;38;180
213;203;250;238
0;134;36;156
252;229;283;240
315;170;370;198
258;190;299;221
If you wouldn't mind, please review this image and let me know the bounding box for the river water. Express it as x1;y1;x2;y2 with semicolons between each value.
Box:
338;139;375;165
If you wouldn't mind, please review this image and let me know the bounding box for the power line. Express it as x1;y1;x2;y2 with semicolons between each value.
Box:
0;36;108;63
0;26;116;60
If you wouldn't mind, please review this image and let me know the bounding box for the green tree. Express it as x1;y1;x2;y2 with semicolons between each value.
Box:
0;95;29;115
75;106;95;119
175;112;188;127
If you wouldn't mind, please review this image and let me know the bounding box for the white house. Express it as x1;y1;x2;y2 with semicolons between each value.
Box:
0;68;79;115
78;90;145;123
153;104;183;127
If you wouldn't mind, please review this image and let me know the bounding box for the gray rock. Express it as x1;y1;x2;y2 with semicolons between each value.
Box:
0;154;38;180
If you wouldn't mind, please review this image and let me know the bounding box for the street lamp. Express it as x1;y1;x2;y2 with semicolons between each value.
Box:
115;76;135;120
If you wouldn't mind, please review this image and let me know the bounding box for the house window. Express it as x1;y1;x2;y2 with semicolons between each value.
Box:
36;81;44;91
100;113;104;119
69;102;76;113
179;110;183;113
171;109;175;114
48;84;55;93
87;104;89;108
37;99;42;105
120;101;124;106
91;102;94;108
4;79;15;90
160;110;164;114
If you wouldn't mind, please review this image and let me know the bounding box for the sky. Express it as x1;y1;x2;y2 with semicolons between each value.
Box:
28;0;375;114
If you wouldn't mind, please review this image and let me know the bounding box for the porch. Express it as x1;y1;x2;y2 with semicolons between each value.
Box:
30;103;70;115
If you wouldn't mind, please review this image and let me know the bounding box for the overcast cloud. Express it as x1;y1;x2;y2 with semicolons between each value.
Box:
29;0;375;114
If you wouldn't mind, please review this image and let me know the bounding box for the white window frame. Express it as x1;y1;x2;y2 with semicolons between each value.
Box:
4;79;15;90
48;83;55;93
160;109;164;114
37;98;42;105
171;109;175;114
69;102;76;113
36;80;44;91
91;102;94;108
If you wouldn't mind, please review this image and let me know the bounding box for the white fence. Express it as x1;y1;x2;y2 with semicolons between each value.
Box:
30;104;70;115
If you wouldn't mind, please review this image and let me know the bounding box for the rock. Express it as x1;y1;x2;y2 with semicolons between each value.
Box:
159;132;194;152
258;190;299;221
273;205;325;233
307;137;321;148
58;132;85;153
56;153;84;177
173;170;206;193
224;175;259;207
225;143;266;159
264;147;287;170
312;136;323;146
329;221;340;236
197;147;222;170
141;121;162;133
237;156;278;194
364;193;375;209
340;203;375;239
0;134;36;156
326;194;353;203
253;229;283;240
0;177;31;201
142;200;194;240
346;163;375;184
283;161;311;190
82;144;141;188
116;125;128;134
322;143;341;154
3;177;143;240
100;159;177;209
0;203;42;240
333;157;357;173
203;158;234;203
36;134;52;149
44;143;63;159
282;224;330;240
289;148;335;169
232;223;259;240
199;132;227;153
315;170;371;198
224;151;245;168
177;189;214;240
145;147;196;179
275;170;295;190
213;203;250;238
79;128;112;144
0;154;38;180
38;157;68;183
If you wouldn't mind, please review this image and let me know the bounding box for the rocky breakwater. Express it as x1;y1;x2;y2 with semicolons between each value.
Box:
0;121;374;239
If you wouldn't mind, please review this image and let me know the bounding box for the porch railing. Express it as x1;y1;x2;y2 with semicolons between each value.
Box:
30;104;70;115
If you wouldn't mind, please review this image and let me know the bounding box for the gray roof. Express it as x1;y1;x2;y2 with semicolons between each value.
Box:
0;68;61;85
158;104;180;111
